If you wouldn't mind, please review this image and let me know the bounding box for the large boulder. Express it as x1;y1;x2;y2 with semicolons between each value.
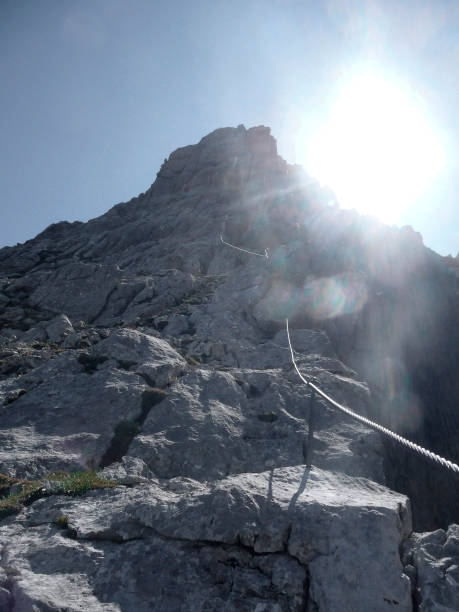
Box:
0;466;411;611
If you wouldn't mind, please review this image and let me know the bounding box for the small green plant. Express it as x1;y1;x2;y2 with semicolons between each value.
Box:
54;515;68;529
49;470;117;496
0;479;44;520
0;470;117;521
0;494;25;520
183;295;202;305
186;355;200;366
0;473;17;495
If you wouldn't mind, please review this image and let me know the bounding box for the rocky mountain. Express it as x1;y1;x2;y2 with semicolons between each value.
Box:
0;125;458;611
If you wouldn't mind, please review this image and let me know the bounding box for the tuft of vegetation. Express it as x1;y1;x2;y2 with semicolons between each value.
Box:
186;355;200;366
183;295;202;305
0;480;43;520
54;515;68;529
0;473;17;495
48;470;118;496
0;470;117;521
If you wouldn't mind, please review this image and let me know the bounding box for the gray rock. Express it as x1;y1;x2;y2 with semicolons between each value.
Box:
0;586;12;610
128;365;384;482
20;325;48;343
92;328;187;387
99;456;155;485
404;524;459;611
0;466;411;612
62;330;92;349
28;262;123;323
0;124;457;610
0;351;147;477
45;313;74;342
273;327;336;357
0;328;21;342
164;313;190;336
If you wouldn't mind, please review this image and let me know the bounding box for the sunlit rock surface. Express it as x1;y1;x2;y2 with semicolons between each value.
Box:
0;125;458;610
0;468;412;611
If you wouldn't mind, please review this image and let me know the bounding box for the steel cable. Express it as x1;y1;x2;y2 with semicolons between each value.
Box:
286;319;459;475
220;234;269;258
216;234;459;475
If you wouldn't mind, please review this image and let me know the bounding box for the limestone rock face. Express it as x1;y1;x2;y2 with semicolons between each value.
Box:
0;125;458;610
0;468;412;612
403;525;459;611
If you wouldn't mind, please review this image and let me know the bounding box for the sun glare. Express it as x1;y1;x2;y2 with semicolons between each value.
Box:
304;72;445;223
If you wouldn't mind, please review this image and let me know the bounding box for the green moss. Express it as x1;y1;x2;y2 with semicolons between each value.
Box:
183;295;202;305
0;470;117;522
0;473;17;495
50;470;117;496
0;479;44;520
0;496;24;520
54;515;68;529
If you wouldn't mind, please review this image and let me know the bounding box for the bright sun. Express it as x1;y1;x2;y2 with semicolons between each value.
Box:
304;72;445;223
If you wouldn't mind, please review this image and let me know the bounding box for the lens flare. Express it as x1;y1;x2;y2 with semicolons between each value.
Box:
255;272;368;325
303;273;368;320
375;358;423;434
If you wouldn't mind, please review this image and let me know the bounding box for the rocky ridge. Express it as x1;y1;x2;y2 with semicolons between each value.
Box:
0;125;458;611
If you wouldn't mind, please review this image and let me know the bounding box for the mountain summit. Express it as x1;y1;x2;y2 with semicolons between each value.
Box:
0;126;458;611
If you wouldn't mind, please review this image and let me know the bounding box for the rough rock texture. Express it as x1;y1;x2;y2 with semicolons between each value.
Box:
0;467;413;612
0;125;458;610
403;525;459;611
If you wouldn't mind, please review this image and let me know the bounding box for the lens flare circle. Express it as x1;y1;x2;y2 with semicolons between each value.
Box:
303;273;368;320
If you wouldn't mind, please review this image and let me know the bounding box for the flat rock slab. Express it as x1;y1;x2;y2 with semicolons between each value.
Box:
0;466;412;611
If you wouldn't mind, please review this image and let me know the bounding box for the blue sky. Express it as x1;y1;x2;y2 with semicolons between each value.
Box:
1;0;458;255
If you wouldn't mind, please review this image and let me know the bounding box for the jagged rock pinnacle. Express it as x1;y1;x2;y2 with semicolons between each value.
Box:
151;124;293;196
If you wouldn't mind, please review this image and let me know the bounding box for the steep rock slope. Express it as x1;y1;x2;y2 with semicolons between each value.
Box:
0;125;457;611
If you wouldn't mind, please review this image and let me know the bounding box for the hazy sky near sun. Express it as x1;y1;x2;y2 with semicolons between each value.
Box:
1;0;458;255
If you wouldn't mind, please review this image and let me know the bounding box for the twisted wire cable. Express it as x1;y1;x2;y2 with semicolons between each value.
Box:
216;234;459;475
220;234;269;258
286;319;459;475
